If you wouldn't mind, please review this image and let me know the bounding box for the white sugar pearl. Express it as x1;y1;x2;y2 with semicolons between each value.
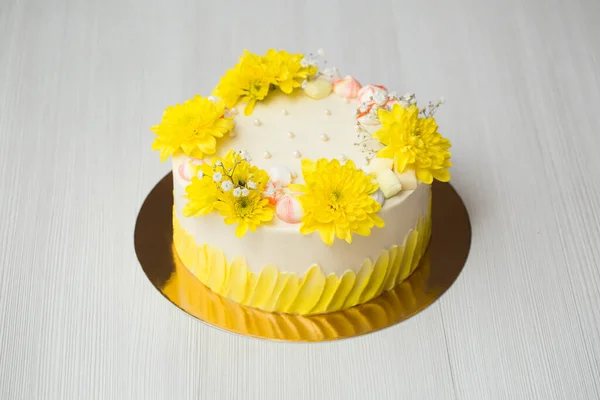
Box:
230;107;238;115
343;97;350;104
293;150;302;158
287;131;295;139
282;109;289;116
339;154;347;162
320;133;329;142
263;151;271;159
253;119;262;126
324;109;332;116
291;171;298;179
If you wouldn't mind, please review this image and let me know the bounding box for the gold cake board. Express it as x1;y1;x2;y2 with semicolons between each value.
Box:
134;173;471;342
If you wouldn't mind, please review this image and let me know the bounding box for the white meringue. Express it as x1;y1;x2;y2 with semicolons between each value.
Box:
268;165;292;187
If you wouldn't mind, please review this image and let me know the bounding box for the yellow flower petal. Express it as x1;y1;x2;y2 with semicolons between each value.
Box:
415;168;433;184
235;222;249;237
287;184;305;193
394;153;409;173
318;225;336;246
431;168;451;182
377;107;395;128
244;98;256;116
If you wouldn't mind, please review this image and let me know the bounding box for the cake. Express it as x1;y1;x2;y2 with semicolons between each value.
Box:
151;49;452;315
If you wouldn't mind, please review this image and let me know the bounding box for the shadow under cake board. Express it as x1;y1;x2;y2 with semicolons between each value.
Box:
134;173;471;342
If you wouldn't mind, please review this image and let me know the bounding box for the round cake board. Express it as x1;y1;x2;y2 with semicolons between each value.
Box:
134;173;471;342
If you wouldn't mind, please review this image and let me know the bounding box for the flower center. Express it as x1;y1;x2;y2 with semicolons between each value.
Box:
235;197;253;218
329;190;343;210
249;81;267;98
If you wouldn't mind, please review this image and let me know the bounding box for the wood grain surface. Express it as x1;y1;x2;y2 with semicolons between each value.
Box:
1;0;599;398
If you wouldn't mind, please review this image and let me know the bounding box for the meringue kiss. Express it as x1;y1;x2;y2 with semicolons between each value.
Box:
332;75;362;99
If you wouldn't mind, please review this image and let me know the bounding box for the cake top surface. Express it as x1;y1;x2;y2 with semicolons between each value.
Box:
207;90;377;181
151;48;452;245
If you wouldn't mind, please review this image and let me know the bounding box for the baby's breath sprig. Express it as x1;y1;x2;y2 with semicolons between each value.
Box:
353;121;378;161
419;97;445;118
211;150;257;197
301;48;339;87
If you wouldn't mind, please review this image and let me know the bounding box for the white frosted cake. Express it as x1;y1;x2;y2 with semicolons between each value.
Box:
151;49;452;315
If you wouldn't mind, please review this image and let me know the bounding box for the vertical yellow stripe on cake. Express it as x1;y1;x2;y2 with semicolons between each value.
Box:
411;216;430;273
397;230;419;284
383;245;403;292
342;259;374;309
206;247;227;293
286;265;326;315
273;274;301;311
359;250;389;304
242;274;258;304
221;256;243;297
225;257;250;303
309;274;342;314
262;273;293;312
247;265;279;308
326;271;356;312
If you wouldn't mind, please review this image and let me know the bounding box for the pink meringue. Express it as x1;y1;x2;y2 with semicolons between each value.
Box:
357;84;388;104
276;195;304;224
178;158;204;181
332;75;362;99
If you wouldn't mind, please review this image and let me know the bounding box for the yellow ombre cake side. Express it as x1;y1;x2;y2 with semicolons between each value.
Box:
173;209;431;315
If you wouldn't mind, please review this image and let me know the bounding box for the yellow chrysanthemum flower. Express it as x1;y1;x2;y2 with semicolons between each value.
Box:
182;150;274;237
151;95;234;162
182;172;219;217
213;49;317;116
290;159;384;246
263;49;318;94
213;51;272;116
374;104;452;184
215;190;275;238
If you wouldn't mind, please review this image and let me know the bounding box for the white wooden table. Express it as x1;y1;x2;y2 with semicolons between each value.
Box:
1;0;599;398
